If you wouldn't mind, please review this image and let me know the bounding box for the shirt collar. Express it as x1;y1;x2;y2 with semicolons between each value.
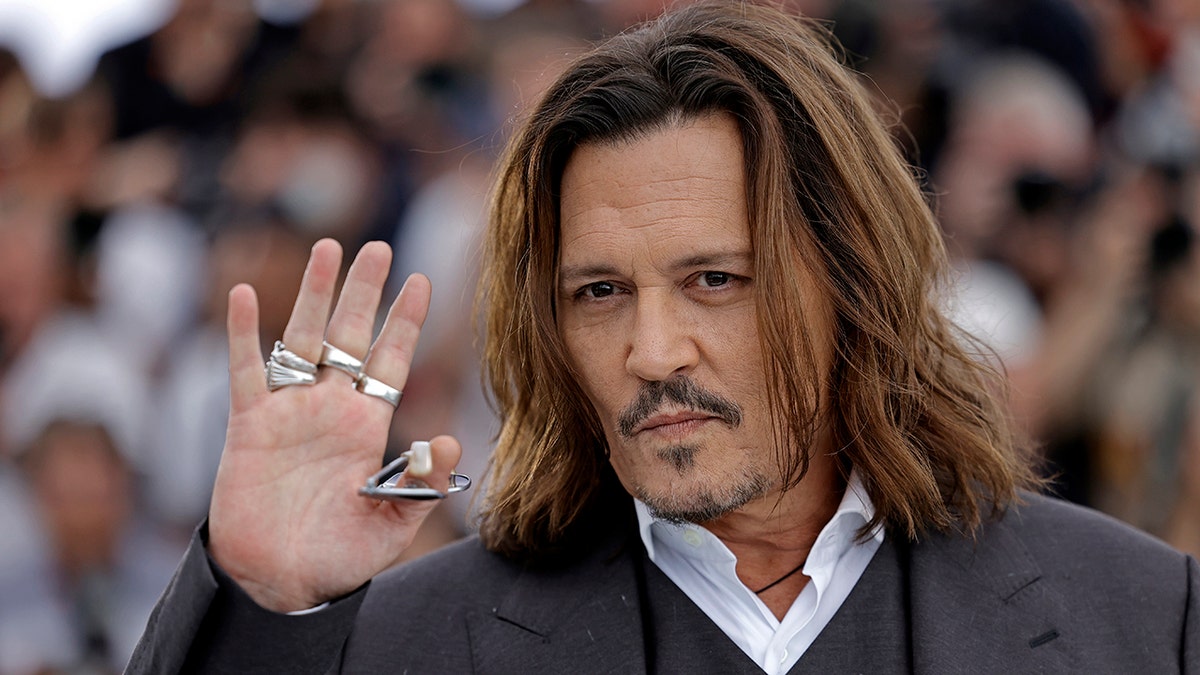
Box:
635;468;882;564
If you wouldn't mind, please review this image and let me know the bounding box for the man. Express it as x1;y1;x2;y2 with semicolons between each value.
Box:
131;2;1198;673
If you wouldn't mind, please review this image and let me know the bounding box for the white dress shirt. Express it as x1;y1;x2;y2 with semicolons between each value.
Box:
635;471;884;674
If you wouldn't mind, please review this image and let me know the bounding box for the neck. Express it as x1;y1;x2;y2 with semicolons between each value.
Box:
704;454;845;619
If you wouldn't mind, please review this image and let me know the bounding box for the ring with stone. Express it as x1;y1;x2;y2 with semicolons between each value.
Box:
319;341;364;380
355;374;402;408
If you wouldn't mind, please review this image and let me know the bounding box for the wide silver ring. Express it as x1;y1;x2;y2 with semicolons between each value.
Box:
270;341;318;374
320;341;363;380
355;374;402;408
265;360;318;391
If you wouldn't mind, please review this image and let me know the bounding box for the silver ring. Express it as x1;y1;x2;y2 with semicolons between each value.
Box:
270;341;317;374
319;341;363;379
265;360;318;391
355;374;402;408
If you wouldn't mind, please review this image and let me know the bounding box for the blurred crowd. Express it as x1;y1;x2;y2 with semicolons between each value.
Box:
0;0;1197;671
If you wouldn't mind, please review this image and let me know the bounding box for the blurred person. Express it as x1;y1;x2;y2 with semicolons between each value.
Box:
939;0;1110;122
92;0;300;218
0;66;184;669
345;0;486;155
1110;0;1200;168
480;4;593;126
0;61;114;215
0;177;148;479
0;254;179;672
95;0;291;142
88;203;207;377
218;72;383;246
241;0;368;122
1089;171;1200;558
0;183;71;384
0;48;37;176
0;464;45;671
0;64;203;381
1;418;180;673
131;4;1195;672
1072;0;1169;104
933;55;1155;504
0;165;202;554
344;0;490;240
827;0;951;172
287;0;363;67
934;54;1089;365
18;80;114;207
935;55;1096;270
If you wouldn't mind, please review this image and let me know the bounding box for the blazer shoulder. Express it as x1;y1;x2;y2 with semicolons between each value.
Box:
909;492;1198;671
1002;491;1186;569
373;535;522;606
989;492;1196;636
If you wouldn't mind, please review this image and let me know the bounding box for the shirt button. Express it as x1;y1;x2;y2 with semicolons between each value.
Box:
779;649;789;664
682;529;703;547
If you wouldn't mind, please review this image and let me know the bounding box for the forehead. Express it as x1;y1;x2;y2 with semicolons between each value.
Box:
557;114;749;266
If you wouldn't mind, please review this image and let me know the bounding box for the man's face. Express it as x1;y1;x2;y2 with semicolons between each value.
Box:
557;113;833;524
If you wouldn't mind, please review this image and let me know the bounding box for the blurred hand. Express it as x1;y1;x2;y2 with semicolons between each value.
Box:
208;239;462;613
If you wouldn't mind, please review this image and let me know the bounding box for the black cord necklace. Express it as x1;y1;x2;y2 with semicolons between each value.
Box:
752;559;808;594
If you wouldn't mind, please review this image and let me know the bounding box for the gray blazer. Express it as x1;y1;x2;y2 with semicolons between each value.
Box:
129;493;1198;673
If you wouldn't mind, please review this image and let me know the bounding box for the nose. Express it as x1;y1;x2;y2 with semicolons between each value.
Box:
625;292;699;382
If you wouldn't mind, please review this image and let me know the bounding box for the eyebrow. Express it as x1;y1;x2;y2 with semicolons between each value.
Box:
558;250;753;286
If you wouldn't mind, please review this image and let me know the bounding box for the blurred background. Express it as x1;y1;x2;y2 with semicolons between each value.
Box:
0;0;1197;671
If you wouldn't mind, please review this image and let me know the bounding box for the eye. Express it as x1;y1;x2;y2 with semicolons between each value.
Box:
696;271;733;288
578;281;617;299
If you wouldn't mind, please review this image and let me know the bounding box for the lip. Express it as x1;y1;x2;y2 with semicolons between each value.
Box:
634;410;718;436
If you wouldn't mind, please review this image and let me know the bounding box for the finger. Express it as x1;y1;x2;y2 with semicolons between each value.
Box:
227;283;265;410
429;434;465;492
281;238;343;362
322;241;393;379
361;273;431;396
380;435;464;567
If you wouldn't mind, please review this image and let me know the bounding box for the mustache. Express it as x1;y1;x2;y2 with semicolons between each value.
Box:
616;377;743;438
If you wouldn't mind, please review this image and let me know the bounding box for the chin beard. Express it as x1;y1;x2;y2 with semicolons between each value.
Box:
635;468;771;525
657;444;696;474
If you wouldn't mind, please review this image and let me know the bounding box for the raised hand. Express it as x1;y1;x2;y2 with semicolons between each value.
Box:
208;239;463;613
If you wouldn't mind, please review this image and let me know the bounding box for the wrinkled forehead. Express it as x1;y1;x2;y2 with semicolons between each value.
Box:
551;111;755;251
558;115;746;249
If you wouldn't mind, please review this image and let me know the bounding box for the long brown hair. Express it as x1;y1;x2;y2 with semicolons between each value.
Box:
477;1;1037;559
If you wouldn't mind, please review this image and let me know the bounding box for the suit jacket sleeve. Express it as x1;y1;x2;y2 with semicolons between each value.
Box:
126;525;368;674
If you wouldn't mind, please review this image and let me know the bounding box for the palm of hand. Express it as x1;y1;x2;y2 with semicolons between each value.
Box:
206;240;459;613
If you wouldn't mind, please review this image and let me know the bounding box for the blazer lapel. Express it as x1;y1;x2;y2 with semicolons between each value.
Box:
465;531;648;674
907;510;1073;673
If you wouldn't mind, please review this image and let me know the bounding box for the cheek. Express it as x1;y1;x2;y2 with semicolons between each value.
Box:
704;306;764;372
560;311;626;392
